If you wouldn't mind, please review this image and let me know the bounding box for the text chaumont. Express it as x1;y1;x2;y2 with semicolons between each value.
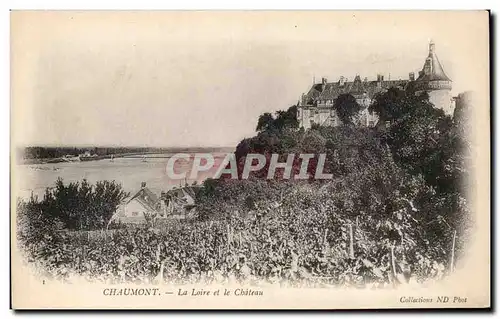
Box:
103;288;161;296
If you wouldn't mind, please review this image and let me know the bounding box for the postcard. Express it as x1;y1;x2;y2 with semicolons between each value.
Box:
10;10;490;309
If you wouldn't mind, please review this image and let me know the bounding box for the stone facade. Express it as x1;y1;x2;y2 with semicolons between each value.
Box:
297;41;454;129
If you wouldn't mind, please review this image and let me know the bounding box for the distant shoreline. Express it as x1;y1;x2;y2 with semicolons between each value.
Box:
17;147;235;165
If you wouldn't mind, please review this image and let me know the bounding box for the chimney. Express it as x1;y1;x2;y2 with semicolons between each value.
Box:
364;77;368;82
376;74;383;88
321;77;328;90
141;182;146;189
409;72;415;81
339;76;345;87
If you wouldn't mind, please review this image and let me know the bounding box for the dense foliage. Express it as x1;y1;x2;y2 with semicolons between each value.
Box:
333;94;362;125
197;86;472;283
17;179;129;235
17;178;457;287
16;87;473;288
256;105;299;133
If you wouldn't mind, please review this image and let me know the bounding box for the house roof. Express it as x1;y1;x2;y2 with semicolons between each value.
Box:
126;187;160;211
312;78;408;102
161;186;196;208
350;75;366;95
303;83;323;103
163;186;196;200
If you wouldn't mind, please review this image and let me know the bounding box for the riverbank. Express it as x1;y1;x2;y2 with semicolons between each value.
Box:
18;147;235;165
20;152;179;165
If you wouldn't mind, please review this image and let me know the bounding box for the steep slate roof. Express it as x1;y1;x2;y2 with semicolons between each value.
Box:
318;83;347;100
349;75;366;95
303;83;324;103
314;78;408;102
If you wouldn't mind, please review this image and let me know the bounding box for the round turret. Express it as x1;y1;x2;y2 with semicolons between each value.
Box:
414;41;453;114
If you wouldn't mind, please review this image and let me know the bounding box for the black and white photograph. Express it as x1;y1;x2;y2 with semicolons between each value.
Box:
10;10;490;309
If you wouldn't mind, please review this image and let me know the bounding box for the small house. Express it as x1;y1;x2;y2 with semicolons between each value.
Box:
115;182;162;224
160;186;198;219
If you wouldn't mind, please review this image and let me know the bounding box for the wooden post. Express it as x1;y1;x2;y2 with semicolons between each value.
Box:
387;271;393;286
230;226;233;247
390;245;397;285
450;229;457;273
323;229;329;249
226;224;231;250
348;223;355;259
250;241;254;259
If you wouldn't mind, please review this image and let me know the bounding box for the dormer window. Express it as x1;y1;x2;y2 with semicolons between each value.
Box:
339;76;346;87
424;58;432;75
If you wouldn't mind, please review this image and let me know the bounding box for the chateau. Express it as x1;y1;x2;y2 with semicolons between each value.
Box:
297;41;454;129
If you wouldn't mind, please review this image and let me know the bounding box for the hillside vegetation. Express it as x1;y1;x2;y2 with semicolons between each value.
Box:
16;87;473;287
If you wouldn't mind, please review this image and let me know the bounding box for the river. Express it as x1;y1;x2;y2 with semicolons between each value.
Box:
14;152;230;200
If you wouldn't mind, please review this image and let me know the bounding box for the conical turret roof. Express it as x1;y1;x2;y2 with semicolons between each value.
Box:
416;41;451;82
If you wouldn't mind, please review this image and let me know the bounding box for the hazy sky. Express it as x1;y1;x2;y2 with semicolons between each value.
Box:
12;11;489;147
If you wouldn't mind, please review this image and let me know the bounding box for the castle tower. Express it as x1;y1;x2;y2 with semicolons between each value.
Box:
414;41;453;115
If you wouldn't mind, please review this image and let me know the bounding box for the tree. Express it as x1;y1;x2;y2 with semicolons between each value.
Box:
25;178;129;231
369;85;472;198
256;113;275;132
255;105;299;133
333;94;362;125
274;105;299;131
369;87;408;122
